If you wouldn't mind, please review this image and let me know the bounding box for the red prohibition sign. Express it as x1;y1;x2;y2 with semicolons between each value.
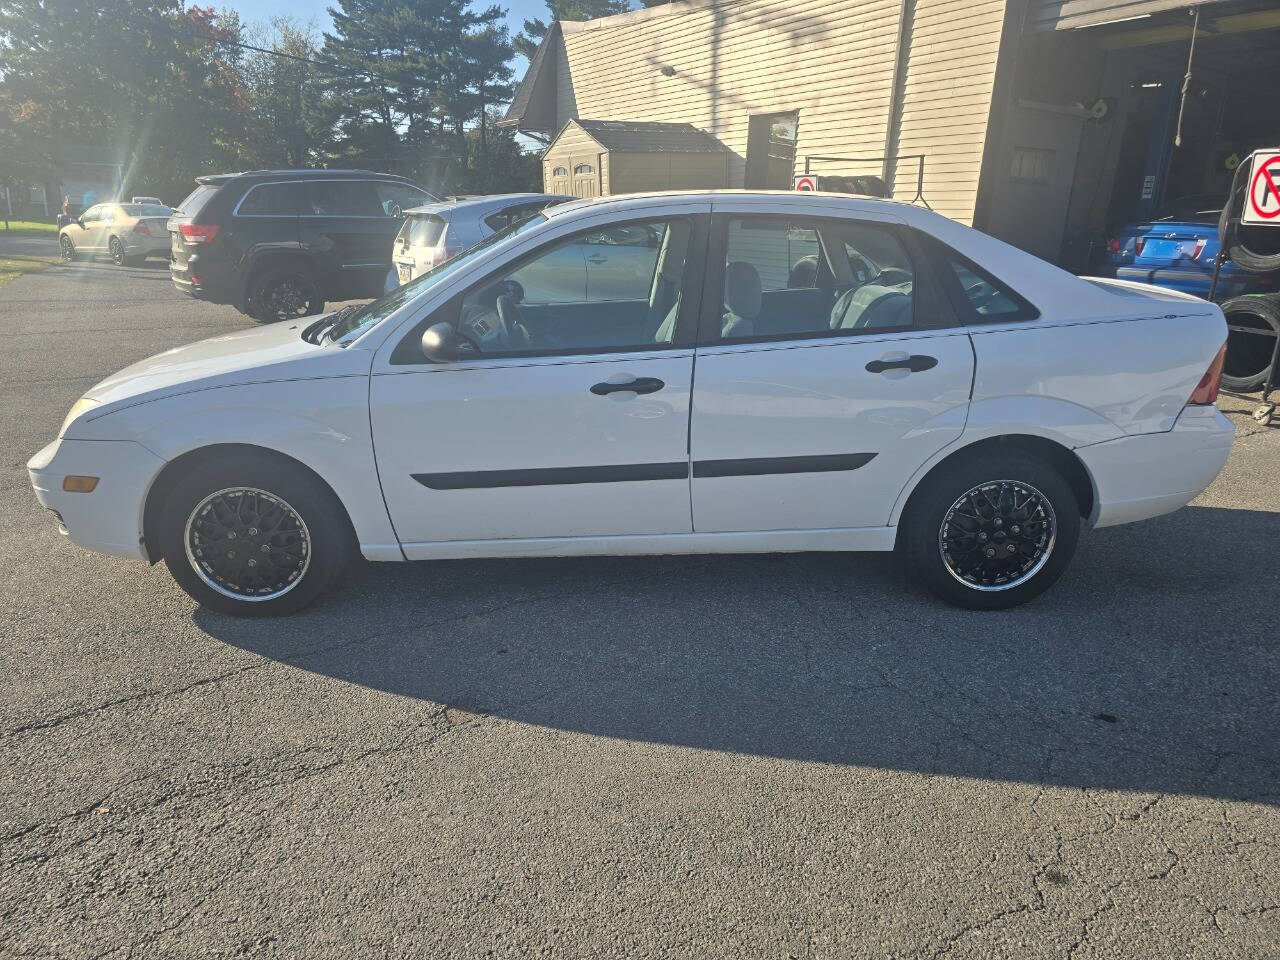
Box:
1249;155;1280;220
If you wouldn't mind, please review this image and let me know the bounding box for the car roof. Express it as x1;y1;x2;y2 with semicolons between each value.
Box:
541;189;924;221
403;193;572;218
195;169;422;185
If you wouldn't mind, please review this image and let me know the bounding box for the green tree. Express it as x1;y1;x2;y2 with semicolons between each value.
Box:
513;0;629;60
239;18;326;169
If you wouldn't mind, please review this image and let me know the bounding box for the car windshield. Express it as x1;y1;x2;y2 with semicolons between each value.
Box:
327;213;549;345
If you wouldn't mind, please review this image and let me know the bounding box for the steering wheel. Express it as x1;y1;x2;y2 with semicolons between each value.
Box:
964;281;998;309
494;295;531;350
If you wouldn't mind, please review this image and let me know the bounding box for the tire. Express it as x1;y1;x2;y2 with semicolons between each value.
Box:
899;449;1081;610
1218;164;1280;274
59;235;77;262
156;452;353;616
248;264;324;324
1220;294;1280;393
109;236;126;266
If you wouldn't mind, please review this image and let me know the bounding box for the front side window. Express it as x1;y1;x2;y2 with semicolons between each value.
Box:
451;218;691;357
306;180;382;217
236;182;303;216
717;217;915;341
81;205;103;223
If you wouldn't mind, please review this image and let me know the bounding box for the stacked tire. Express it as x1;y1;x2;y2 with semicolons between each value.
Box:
1217;161;1280;392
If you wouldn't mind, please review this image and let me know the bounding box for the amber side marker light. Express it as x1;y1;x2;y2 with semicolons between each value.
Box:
62;475;99;493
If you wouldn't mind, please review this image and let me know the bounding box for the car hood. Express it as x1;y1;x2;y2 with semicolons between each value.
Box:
83;319;367;409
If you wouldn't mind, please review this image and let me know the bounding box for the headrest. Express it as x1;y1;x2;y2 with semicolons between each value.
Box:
725;261;762;320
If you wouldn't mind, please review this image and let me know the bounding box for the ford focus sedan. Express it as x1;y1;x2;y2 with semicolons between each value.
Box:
29;192;1234;616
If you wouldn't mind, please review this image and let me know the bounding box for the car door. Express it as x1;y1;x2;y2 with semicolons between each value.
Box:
369;209;708;554
299;180;402;299
688;209;975;533
76;205;106;251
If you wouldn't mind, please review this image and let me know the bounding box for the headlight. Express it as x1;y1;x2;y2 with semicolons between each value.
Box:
60;397;99;437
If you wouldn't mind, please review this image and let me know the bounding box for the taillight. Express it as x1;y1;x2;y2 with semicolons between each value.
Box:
1134;237;1146;256
1192;239;1207;260
1188;343;1226;405
133;221;151;237
432;247;458;266
179;223;219;244
1106;237;1121;254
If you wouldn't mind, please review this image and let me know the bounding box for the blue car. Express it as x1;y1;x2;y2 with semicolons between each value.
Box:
1105;194;1279;299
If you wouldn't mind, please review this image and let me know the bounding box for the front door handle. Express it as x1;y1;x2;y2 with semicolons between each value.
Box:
590;377;665;396
865;354;938;374
585;254;608;264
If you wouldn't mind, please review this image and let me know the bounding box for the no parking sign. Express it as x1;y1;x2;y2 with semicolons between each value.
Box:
793;175;818;192
1242;149;1280;225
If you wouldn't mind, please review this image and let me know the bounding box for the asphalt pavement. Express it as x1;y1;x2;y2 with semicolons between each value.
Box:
0;258;1277;958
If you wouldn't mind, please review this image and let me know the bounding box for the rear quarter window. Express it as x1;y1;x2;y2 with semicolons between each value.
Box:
917;232;1039;324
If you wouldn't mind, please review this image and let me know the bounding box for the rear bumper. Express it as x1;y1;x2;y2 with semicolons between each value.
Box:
1078;405;1235;529
27;438;164;560
120;235;170;258
1113;266;1257;299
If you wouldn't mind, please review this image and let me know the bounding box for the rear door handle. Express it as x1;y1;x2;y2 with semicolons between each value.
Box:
865;354;938;374
590;377;665;396
585;254;608;264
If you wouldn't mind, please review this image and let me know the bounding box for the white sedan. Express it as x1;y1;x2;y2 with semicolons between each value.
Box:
29;192;1234;616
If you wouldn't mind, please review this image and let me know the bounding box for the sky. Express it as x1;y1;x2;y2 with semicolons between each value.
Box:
221;0;552;60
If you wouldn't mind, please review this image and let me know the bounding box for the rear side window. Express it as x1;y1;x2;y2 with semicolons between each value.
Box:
174;184;219;218
484;203;546;232
306;180;382;217
236;182;303;216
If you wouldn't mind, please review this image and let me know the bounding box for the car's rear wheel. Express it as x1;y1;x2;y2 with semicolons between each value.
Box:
109;236;127;266
1220;294;1280;393
900;450;1081;610
59;235;76;262
248;266;324;323
157;453;353;616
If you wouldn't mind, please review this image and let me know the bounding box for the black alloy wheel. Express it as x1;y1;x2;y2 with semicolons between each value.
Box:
938;481;1056;592
60;235;76;262
109;236;126;266
250;267;324;323
184;487;311;602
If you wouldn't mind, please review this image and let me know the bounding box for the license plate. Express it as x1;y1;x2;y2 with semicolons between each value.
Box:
1142;239;1180;260
398;264;412;283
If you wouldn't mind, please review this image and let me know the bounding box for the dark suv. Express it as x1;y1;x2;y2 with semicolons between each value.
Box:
168;170;436;322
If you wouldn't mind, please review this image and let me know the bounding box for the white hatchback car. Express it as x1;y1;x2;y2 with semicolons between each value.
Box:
30;192;1234;616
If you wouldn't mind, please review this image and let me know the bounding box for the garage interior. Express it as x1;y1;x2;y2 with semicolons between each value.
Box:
981;0;1280;272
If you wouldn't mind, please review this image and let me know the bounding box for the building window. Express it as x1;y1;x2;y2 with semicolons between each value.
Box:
573;163;594;175
1010;147;1054;185
551;166;568;177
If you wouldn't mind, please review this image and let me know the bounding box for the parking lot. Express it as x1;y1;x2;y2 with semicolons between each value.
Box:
1;256;1277;957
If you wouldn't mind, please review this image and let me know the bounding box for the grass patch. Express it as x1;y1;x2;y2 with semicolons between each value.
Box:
1;219;58;235
0;254;58;289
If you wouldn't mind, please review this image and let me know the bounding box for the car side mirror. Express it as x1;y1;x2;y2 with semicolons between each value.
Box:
421;321;460;362
76;218;85;229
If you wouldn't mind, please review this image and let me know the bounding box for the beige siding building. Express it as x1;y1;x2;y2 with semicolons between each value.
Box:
504;0;1280;269
506;0;1011;225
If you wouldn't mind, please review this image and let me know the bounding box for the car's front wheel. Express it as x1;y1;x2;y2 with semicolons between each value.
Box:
900;449;1081;610
157;452;353;616
248;266;324;323
59;235;77;262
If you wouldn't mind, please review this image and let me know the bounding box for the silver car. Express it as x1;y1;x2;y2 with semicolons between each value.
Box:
386;193;571;291
59;202;173;266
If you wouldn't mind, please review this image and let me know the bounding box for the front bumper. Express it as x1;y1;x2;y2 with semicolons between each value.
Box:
1078;404;1235;529
27;438;165;560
